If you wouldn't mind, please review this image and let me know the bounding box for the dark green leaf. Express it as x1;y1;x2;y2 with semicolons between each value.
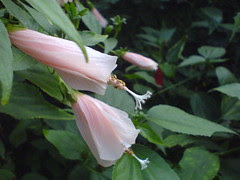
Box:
104;38;118;53
213;83;240;100
198;46;225;59
21;2;57;35
0;169;15;180
80;31;108;46
9;119;36;147
95;86;135;114
75;2;102;34
0;82;73;120
113;145;180;180
216;66;238;85
68;165;90;180
43;129;87;160
113;153;142;180
190;93;220;121
147;105;235;136
160;63;176;78
12;47;37;71
230;12;240;41
178;147;220;180
134;71;156;85
136;123;164;145
166;36;187;63
25;0;88;61
0;0;37;29
221;97;240;121
163;134;195;148
179;55;205;67
0;20;13;105
17;63;67;105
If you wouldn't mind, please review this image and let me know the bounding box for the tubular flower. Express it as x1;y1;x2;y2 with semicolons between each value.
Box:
71;93;140;167
56;0;73;6
91;8;108;28
122;52;158;70
9;29;117;95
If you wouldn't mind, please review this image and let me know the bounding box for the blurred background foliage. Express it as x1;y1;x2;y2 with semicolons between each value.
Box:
0;0;240;179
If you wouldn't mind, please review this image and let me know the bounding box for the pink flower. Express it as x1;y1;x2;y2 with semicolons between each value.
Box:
91;8;108;28
71;94;140;167
122;52;158;70
56;0;73;6
9;29;117;95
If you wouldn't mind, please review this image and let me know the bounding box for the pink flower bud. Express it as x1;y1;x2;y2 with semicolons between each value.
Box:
91;8;108;28
56;0;73;6
71;94;140;167
9;29;117;95
122;52;158;70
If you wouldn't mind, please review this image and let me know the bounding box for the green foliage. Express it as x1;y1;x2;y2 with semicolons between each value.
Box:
147;105;235;136
0;20;13;105
177;147;220;180
113;145;180;180
0;0;240;179
43;129;87;160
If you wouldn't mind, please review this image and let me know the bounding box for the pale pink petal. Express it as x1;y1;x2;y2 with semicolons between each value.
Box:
9;29;117;95
91;8;108;28
123;52;158;70
55;67;106;95
71;94;140;167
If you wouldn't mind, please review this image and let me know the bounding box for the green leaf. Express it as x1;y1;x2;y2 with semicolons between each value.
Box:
95;86;135;114
68;165;90;180
0;140;5;159
166;36;187;63
198;46;225;59
113;153;142;180
163;134;195;148
25;0;88;61
0;82;73;120
104;38;118;53
230;12;240;41
17;63;67;104
91;168;113;180
216;66;238;85
43;129;87;160
219;158;240;180
134;71;156;85
190;93;220;121
21;2;57;35
12;47;37;71
80;31;108;46
178;147;220;180
9;119;40;147
75;2;102;34
213;83;240;100
0;0;37;29
113;145;180;180
159;63;176;78
0;169;15;180
200;7;222;34
0;20;13;105
179;55;205;67
133;84;153;95
136;123;164;145
221;97;240;121
147;105;235;136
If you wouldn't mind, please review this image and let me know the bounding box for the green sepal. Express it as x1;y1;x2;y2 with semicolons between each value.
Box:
6;24;26;32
